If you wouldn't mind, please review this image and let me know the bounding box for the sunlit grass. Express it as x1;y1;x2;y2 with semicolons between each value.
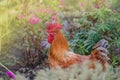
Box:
0;0;61;54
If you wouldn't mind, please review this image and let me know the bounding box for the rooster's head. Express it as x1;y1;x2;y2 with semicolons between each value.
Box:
46;16;62;44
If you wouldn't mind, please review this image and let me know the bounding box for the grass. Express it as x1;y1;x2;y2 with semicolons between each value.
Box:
0;61;120;80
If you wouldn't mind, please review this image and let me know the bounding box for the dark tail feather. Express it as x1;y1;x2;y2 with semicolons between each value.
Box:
92;39;108;50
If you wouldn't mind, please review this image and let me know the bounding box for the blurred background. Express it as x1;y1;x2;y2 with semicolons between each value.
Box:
0;0;120;79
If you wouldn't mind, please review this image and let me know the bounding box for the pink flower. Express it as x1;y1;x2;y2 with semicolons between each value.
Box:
29;13;40;24
59;0;64;5
51;14;58;22
59;0;64;8
44;7;52;13
18;14;25;20
6;71;15;79
112;10;117;13
80;3;84;8
94;4;99;8
36;8;43;13
58;4;64;8
40;40;48;47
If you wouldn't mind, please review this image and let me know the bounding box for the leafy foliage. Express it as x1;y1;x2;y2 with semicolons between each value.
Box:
0;0;62;67
60;2;120;66
64;7;120;56
0;0;62;53
1;62;120;80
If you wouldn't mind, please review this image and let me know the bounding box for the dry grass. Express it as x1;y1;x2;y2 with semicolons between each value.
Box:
34;62;120;80
1;61;119;80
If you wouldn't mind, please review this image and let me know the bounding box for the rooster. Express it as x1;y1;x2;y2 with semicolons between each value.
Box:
46;17;110;71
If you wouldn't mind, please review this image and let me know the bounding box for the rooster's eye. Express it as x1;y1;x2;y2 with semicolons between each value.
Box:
100;50;104;53
105;44;108;48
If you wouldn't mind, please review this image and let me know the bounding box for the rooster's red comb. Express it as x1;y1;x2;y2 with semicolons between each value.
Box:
46;22;62;33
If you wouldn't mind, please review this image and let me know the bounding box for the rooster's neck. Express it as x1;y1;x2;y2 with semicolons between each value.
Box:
49;30;69;61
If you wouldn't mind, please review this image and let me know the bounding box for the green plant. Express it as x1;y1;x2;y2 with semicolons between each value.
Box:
0;0;63;68
0;0;62;54
0;62;15;80
65;7;120;55
109;53;120;67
